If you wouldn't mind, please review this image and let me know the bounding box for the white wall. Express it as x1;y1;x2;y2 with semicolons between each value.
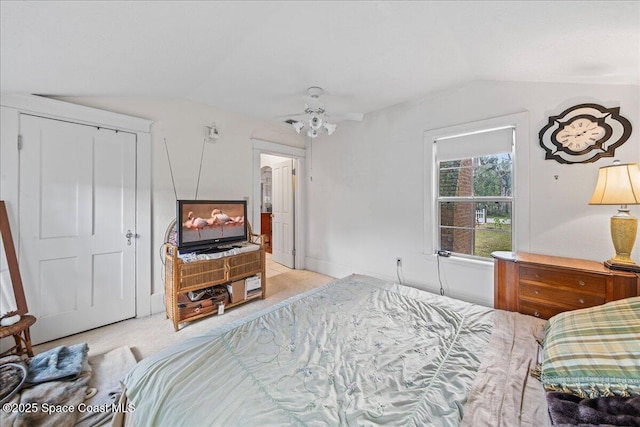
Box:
305;80;640;307
56;96;305;312
47;82;640;310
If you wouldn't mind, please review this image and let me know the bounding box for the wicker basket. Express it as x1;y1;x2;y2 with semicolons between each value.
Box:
229;251;261;281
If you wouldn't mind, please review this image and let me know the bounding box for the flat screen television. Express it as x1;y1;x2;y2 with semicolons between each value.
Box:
176;200;248;253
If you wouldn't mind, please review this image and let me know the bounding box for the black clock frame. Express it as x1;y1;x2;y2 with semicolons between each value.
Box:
539;103;632;164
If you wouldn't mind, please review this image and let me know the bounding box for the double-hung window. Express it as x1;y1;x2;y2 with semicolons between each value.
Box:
434;126;515;259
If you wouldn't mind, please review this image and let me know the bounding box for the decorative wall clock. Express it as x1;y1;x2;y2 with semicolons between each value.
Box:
539;103;632;164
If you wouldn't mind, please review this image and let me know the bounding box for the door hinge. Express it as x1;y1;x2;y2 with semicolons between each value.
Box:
17;135;23;150
292;249;296;256
292;168;296;176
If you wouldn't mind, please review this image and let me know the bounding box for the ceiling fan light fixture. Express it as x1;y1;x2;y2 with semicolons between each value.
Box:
309;114;322;130
284;86;362;139
292;121;305;134
324;122;337;135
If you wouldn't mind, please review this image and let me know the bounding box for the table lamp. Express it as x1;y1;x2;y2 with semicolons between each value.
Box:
589;161;640;272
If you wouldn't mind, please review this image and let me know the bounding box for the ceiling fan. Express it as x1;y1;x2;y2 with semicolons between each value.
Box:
281;87;363;138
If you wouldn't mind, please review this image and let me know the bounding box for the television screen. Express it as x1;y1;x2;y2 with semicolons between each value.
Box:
176;200;248;253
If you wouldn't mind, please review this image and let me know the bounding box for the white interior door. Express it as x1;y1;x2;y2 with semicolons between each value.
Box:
271;159;294;268
19;114;137;344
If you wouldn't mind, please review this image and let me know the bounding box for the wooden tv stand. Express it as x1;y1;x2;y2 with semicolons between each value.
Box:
164;235;266;331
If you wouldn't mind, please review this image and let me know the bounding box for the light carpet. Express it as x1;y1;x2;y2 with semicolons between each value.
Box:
33;269;335;361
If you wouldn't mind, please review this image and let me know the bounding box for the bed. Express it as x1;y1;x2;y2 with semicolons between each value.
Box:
115;274;639;426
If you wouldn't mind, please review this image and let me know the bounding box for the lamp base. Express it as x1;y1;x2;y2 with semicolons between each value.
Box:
605;208;639;273
604;260;640;273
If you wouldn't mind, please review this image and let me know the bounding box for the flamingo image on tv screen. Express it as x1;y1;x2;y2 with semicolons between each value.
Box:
177;200;247;252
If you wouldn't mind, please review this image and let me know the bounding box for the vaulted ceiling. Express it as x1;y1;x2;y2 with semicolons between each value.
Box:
1;1;638;122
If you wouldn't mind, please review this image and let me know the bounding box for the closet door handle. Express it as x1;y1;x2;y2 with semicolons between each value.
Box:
126;230;137;245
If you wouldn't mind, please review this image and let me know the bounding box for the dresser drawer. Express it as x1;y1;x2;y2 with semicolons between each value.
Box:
519;282;606;308
519;266;607;293
518;299;570;320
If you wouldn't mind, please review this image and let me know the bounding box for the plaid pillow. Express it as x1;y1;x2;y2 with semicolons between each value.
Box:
541;296;640;398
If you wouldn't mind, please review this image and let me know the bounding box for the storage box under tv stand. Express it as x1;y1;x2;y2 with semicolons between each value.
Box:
164;236;266;331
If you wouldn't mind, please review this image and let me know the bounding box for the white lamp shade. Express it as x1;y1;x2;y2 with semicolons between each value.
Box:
589;162;640;205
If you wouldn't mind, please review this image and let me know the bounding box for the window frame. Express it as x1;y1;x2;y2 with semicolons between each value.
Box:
423;112;530;262
437;146;515;260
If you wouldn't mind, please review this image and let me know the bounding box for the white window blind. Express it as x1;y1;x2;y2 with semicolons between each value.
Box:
435;127;513;161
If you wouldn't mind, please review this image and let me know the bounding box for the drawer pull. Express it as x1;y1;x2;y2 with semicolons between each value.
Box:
534;290;539;295
534;311;540;318
578;298;585;304
578;280;585;287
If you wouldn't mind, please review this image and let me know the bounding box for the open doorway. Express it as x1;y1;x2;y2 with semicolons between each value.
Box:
260;165;273;254
261;155;294;268
252;140;306;271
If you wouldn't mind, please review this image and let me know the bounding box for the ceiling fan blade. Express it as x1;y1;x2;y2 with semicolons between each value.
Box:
274;113;308;121
325;112;364;122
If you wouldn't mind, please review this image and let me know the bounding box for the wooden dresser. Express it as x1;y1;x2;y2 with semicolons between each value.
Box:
493;252;639;319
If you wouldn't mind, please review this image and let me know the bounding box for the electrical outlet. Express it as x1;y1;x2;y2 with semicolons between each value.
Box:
396;257;402;267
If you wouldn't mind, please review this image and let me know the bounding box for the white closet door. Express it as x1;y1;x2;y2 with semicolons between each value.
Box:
271;159;294;268
19;114;136;344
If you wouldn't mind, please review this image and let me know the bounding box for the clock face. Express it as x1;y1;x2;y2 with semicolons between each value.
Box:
555;117;606;152
539;103;632;164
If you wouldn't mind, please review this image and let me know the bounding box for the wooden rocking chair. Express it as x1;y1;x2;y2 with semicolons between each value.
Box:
0;201;36;357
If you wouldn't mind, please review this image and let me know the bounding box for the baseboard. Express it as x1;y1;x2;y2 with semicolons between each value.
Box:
304;256;354;279
304;256;493;308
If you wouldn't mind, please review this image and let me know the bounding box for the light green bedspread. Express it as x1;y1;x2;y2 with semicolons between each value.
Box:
122;275;497;426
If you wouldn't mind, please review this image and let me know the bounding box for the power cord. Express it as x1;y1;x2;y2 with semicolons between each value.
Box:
159;244;167;283
436;250;450;296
